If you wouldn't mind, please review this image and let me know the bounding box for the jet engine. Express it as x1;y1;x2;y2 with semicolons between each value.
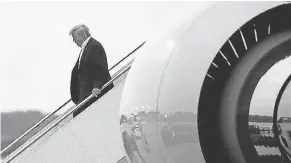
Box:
120;2;291;163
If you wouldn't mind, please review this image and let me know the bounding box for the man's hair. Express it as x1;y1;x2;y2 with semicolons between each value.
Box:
69;24;91;37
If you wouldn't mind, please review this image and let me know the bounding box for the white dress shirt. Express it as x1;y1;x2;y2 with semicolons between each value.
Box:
78;36;92;68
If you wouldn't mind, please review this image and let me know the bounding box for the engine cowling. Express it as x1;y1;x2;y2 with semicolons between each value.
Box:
119;2;289;163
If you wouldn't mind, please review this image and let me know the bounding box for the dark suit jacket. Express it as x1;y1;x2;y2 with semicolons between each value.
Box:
70;37;113;105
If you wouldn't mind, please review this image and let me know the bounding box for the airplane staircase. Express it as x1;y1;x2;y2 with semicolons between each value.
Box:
1;42;145;163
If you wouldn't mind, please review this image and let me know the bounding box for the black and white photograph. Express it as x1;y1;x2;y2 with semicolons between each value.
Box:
1;1;291;163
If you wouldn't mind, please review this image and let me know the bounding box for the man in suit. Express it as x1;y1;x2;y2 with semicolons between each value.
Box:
69;24;114;117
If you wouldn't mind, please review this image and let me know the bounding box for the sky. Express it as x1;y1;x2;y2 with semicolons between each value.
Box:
0;1;290;117
250;57;291;117
0;1;202;113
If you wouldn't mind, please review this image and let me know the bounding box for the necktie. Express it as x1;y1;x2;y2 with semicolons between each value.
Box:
78;47;85;69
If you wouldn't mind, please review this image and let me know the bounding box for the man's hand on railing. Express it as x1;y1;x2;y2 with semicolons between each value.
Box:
92;88;102;97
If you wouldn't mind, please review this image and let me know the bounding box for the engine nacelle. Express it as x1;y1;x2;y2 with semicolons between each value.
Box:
119;2;288;163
